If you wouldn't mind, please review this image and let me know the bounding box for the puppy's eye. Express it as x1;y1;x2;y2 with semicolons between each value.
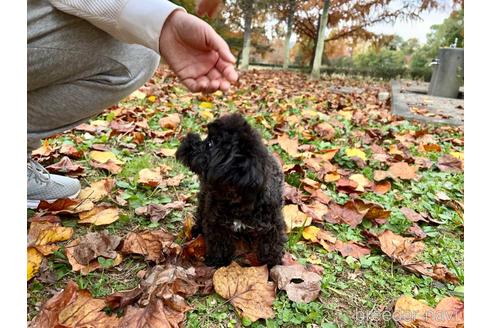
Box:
206;140;214;148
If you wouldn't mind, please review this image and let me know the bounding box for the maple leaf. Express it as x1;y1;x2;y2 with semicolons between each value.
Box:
213;262;275;322
277;134;299;157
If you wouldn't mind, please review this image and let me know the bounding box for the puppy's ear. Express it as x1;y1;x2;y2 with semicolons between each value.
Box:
176;133;206;175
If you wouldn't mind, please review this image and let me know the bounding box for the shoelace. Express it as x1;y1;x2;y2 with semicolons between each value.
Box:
27;159;51;186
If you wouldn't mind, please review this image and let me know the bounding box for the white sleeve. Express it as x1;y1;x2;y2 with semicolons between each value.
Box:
48;0;185;54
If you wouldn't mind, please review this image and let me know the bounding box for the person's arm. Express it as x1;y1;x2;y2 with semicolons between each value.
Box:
49;0;184;54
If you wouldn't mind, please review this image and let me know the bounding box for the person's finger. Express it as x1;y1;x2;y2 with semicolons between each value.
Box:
207;68;222;81
182;78;199;93
206;28;236;63
196;76;211;92
216;58;239;83
219;79;231;92
208;79;221;93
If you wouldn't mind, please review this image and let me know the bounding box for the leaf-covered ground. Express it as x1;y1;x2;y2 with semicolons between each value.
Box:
27;67;464;328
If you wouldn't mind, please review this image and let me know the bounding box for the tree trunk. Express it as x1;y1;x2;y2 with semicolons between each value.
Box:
240;1;253;70
311;0;330;79
309;13;321;69
282;0;295;69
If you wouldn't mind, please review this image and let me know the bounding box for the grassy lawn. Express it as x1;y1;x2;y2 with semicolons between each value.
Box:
27;67;464;327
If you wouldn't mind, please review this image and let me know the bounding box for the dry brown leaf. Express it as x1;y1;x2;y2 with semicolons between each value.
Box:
120;230;175;262
78;206;119;225
393;295;464;328
378;230;424;265
373;180;392;194
314;122;335;140
59;144;83;159
31;281;120;327
160;173;185;187
45;156;85;176
388;162;418;180
78;178;115;202
303;226;370;258
32;140;56;157
138;168;163;187
135;201;186;223
437;154;463;173
71;231;121;265
277;134;299;157
349;174;370;192
213;262;275;322
89;159;122;174
270;264;322;303
159;113;181;130
283;204;312;232
325;201;366;228
181;235;207;262
157;148;177;157
66;238;123;275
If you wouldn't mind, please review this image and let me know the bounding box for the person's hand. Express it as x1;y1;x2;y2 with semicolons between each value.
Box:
196;0;223;18
159;10;238;93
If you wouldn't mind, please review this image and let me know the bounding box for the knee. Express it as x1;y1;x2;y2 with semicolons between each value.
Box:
120;46;160;93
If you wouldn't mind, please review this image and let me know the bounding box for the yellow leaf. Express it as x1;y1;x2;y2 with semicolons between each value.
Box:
148;95;156;102
450;151;464;160
78;207;119;225
28;221;74;246
339;111;353;120
199;110;214;121
349;174;370;192
283;204;311;233
27;247;43;281
345;148;367;161
89;151;124;165
199;101;214;109
302;226;320;242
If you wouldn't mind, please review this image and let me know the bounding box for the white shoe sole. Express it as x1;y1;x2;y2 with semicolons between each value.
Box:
27;190;80;209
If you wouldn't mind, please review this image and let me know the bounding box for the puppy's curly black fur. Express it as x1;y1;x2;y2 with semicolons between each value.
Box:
177;113;286;267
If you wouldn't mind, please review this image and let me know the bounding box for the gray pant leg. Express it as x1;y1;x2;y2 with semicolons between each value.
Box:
27;0;160;152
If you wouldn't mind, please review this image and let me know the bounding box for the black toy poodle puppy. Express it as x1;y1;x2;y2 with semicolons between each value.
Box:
176;113;287;267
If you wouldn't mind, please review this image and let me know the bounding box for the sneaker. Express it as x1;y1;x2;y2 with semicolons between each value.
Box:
27;159;81;209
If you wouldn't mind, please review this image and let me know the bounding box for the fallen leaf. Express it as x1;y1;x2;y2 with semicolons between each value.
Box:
45;156;84;176
135;201;186;223
378;230;424;265
199;101;214;109
78;206;119;225
314;122;335;140
181;234;207;262
89;150;124;165
157;148;177;157
303;226;370;258
199;110;215;121
28;220;73;248
388;162;418;180
437;154;463;172
27;247;43;281
325;201;365;228
270;264;322;303
450;151;464;160
277;134;299;157
70;231;121;265
393;295;463;328
78;178;115;202
213;262;275;322
32;140;55;157
159;113;180;130
104;288;143;310
283;204;311;232
31;281;120;327
121;230;176;262
38;198;94;214
349;174;370;192
89;159;122;174
66;238;123;275
160;173;185;187
345;148;367;161
400;207;427;223
373;180;391;194
138;168;162;187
